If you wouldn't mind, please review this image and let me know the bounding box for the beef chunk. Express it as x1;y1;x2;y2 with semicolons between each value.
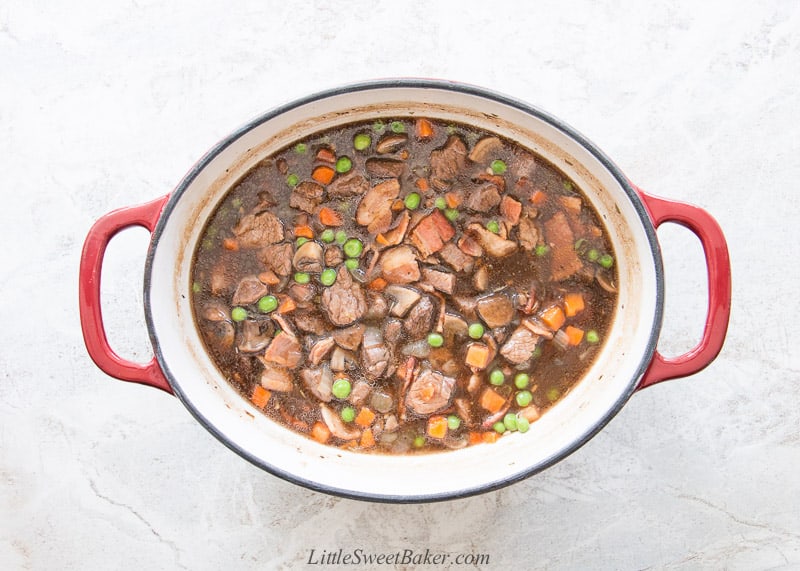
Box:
430;135;467;187
327;172;369;197
233;210;284;248
544;211;583;281
321;266;367;326
289;181;325;214
403;296;436;340
405;369;455;415
259;242;293;276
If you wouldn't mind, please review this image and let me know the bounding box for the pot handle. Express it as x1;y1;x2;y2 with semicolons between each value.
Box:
634;187;731;390
79;195;173;394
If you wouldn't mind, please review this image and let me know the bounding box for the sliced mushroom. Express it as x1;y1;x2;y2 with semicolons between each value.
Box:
468;136;503;164
292;241;324;274
596;267;618;293
385;285;421;317
201;302;229;322
320;404;361;441
376;133;408;154
473;265;489;292
237;320;272;353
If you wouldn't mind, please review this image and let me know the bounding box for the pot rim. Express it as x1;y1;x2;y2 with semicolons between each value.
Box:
143;78;665;503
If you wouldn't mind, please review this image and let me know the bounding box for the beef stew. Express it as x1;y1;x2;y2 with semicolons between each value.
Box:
190;117;617;454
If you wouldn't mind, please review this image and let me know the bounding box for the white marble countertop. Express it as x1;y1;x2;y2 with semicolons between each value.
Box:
2;1;798;569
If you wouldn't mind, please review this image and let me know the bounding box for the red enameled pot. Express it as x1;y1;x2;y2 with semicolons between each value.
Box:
79;80;731;502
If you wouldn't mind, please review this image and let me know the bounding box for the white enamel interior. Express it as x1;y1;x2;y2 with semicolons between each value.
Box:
147;84;660;500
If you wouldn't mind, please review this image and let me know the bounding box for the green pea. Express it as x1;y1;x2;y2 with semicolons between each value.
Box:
599;254;614;269
340;406;356;423
535;244;550;256
404;192;421;210
447;415;461;430
514;373;530;389
493;421;506;434
546;387;561;402
468;322;485;340
503;413;518;432
231;307;247;322
286;173;299;187
294;272;310;284
444;208;459;222
295;237;309;247
390;121;405;133
294;143;307;154
334;230;348;245
413;435;426;448
336;156;352;173
563;180;573;191
489;369;505;386
372;120;386;133
486;220;500;234
434;197;447;210
586;330;600;344
574;238;587;251
353;133;372;151
191;281;202;294
343;238;363;258
231;197;243;208
516;390;533;407
587;248;600;262
257;295;278;313
344;258;359;270
427;333;444;348
516;416;531;433
319;268;337;287
531;346;543;359
320;229;335;243
490;160;507;175
332;378;352;399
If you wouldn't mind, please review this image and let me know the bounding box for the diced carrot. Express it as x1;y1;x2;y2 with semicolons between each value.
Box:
416;118;433;139
530;190;547;205
294;225;314;239
563;293;585;317
310;421;331;444
222;238;239;251
426;416;448;439
318;207;343;227
482;431;500;444
445;192;461;208
540;305;566;331
391;199;405;212
415;178;429;192
258;270;280;285
565;325;585;346
468;432;484;445
479;387;506;414
312;165;335;185
355;407;376;428
368;277;387;291
465;343;491;369
399;149;410;160
340;440;359;451
251;385;271;408
277;296;296;314
360;428;375;448
420;384;435;402
316;147;336;164
375;233;390;246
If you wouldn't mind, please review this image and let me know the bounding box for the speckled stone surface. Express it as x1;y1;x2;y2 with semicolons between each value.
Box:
2;1;798;569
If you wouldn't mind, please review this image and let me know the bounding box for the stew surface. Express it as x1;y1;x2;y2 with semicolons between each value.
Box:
191;117;618;454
